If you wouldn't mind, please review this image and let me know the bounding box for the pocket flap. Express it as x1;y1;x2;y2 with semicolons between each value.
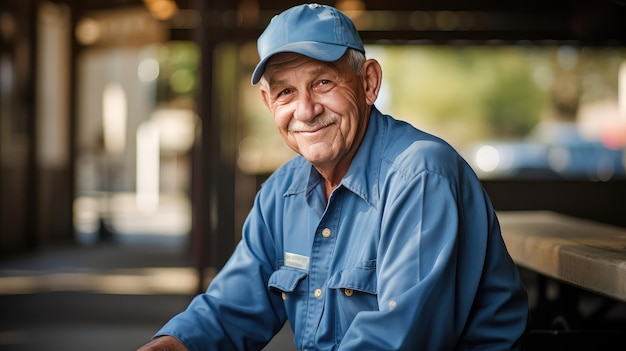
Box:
268;267;308;292
328;266;377;295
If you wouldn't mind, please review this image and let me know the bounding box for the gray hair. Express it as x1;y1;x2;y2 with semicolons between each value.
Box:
345;48;366;76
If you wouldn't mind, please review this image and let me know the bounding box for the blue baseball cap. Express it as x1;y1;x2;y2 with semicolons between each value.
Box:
251;3;365;84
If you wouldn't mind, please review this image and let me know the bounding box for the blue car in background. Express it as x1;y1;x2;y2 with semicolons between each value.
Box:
461;121;626;181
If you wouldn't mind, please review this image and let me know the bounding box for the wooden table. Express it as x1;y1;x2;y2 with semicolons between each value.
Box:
498;211;626;302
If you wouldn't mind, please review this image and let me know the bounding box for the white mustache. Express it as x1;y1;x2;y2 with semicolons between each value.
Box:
289;116;337;132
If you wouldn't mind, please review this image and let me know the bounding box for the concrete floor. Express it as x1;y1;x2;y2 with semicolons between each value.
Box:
0;240;296;351
4;233;625;351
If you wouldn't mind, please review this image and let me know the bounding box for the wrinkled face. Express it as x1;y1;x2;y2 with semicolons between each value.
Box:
259;53;370;171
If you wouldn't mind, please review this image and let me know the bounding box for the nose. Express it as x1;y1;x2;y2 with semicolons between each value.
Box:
293;92;322;122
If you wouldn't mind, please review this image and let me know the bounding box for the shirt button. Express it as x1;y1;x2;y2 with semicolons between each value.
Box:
281;292;287;301
322;228;331;238
388;300;397;309
314;288;323;298
344;288;353;297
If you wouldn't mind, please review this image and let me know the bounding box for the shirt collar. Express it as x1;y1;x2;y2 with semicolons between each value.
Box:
341;106;384;208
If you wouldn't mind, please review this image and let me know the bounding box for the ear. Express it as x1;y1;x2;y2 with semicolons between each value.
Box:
362;59;382;106
259;83;273;112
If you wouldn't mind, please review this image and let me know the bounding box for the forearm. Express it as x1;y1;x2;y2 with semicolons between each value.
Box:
142;238;285;350
136;336;188;351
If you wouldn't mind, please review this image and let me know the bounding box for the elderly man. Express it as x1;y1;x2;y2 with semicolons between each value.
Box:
137;3;528;351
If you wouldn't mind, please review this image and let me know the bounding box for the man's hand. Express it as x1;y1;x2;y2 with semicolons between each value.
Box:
136;336;188;351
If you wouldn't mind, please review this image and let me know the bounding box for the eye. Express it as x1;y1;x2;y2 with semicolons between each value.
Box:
277;88;292;97
315;79;334;92
273;87;294;104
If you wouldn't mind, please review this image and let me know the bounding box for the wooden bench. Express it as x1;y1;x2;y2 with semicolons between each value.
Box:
498;211;626;302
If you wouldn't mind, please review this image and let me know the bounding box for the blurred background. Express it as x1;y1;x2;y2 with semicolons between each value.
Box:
1;0;626;350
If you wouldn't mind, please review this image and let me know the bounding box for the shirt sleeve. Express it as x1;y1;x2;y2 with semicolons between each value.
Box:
154;192;288;351
338;170;528;350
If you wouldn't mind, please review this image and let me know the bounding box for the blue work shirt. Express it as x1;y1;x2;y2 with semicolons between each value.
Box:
156;107;529;350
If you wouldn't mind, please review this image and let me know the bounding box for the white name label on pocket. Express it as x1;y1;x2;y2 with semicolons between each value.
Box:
284;252;310;271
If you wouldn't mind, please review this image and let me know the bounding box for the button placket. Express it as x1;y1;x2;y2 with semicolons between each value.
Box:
301;194;342;349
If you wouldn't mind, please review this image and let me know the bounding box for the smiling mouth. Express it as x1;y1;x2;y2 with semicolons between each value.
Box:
298;126;325;133
291;119;335;133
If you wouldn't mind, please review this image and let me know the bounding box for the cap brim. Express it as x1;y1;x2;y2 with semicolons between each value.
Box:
251;42;349;84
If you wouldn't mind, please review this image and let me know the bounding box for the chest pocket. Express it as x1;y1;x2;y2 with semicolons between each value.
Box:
267;266;308;342
327;263;378;338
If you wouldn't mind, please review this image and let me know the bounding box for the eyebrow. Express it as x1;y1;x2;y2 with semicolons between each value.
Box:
267;64;336;88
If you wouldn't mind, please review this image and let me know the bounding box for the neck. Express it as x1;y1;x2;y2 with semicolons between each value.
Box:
320;171;344;201
312;159;349;201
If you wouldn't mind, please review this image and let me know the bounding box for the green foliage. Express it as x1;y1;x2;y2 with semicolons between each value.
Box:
156;41;200;101
376;45;547;145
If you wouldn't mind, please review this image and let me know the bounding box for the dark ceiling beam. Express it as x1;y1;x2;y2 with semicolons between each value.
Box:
66;1;626;45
